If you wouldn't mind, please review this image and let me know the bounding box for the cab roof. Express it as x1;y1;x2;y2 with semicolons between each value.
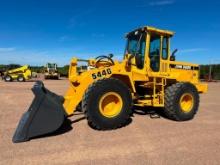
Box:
126;26;174;37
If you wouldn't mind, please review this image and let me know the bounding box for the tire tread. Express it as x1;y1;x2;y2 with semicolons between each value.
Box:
82;78;132;130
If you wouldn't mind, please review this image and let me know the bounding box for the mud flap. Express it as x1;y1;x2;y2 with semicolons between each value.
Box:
12;81;66;143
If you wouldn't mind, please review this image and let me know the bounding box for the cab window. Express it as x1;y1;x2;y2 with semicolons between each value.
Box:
126;33;146;69
162;37;168;60
149;35;160;72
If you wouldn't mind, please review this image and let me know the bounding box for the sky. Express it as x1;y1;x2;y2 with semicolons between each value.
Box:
0;0;220;66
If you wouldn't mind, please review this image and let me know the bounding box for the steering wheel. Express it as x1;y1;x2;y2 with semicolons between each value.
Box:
95;54;114;66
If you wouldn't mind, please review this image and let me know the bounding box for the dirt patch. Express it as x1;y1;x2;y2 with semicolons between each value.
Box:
0;80;219;164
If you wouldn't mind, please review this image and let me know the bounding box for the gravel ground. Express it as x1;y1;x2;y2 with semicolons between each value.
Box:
0;79;219;165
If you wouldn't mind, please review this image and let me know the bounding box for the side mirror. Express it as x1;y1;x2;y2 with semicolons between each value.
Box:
170;49;178;61
108;53;114;58
170;55;175;61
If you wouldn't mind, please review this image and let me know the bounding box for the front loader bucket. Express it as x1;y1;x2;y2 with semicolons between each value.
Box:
12;81;66;143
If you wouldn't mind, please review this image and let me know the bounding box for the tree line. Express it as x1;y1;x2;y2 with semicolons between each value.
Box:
200;64;220;80
1;64;220;79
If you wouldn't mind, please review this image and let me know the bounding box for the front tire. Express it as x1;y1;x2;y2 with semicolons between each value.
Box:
164;83;199;121
82;78;133;130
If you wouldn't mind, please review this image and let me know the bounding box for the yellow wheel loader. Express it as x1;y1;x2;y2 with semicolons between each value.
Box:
12;26;208;143
44;63;60;79
3;65;32;82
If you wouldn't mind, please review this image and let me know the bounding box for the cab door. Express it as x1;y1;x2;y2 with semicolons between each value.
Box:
160;36;170;73
149;34;161;72
148;34;169;74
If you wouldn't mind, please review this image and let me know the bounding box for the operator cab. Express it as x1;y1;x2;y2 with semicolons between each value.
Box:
125;26;175;72
46;63;58;72
47;63;57;69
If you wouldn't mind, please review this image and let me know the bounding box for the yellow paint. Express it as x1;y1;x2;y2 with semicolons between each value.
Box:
4;65;32;81
99;92;123;118
180;93;194;113
62;26;208;116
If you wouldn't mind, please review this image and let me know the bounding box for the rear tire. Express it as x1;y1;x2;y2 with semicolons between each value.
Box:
82;78;132;130
4;75;12;82
164;82;199;121
17;75;25;82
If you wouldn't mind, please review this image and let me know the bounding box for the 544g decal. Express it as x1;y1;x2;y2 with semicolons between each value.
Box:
92;68;112;79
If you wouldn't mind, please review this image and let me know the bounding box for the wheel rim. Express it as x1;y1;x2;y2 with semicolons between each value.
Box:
180;93;194;113
5;76;11;81
18;77;23;81
99;92;123;118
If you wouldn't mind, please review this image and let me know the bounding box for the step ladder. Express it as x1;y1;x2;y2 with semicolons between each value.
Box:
136;77;166;107
152;77;166;107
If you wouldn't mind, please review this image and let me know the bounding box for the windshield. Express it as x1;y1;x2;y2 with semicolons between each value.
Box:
47;63;56;69
124;32;146;69
125;33;146;56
